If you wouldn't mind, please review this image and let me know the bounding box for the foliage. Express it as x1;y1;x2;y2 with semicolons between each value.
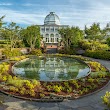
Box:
85;23;104;40
32;79;40;86
58;27;84;52
24;80;34;89
102;91;110;108
2;22;21;50
53;85;63;93
84;50;110;60
2;48;21;58
0;62;10;74
9;56;26;61
30;49;42;56
88;61;107;72
20;25;41;49
19;87;26;95
0;54;110;99
0;16;5;29
7;79;24;89
9;86;19;92
79;40;109;51
106;37;110;46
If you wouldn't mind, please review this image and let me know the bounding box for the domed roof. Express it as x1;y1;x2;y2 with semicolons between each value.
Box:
44;12;60;25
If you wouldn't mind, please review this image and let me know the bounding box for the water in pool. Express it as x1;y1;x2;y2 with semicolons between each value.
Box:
12;56;90;81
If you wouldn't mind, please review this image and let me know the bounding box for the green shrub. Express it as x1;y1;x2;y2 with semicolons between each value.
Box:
106;37;110;46
58;49;76;55
24;80;34;89
10;56;26;61
31;79;40;87
2;49;21;58
9;86;19;92
0;63;10;74
53;85;63;93
19;87;26;95
7;79;24;89
80;40;109;51
102;91;110;108
30;49;42;56
84;50;110;60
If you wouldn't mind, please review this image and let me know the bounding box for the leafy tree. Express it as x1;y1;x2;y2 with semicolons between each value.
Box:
0;16;5;38
59;27;84;51
106;37;110;46
21;25;41;50
103;23;110;39
85;23;104;40
0;15;5;28
70;27;84;47
3;22;21;51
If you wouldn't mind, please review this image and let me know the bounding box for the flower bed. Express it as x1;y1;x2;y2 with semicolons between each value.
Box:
0;55;110;101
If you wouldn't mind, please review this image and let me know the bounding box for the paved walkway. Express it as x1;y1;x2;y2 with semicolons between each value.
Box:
0;58;110;110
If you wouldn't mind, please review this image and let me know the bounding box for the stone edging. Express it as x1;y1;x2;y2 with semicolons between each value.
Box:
69;80;110;100
0;90;63;102
0;80;109;102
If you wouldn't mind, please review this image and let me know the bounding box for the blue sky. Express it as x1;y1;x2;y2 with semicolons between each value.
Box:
0;0;110;29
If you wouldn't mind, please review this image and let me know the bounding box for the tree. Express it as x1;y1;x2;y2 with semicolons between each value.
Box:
0;16;5;38
70;27;84;47
21;25;41;50
3;22;21;51
103;23;110;39
59;27;84;51
106;37;110;46
85;23;104;40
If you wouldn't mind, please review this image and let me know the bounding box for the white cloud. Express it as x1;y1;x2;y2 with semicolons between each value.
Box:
0;0;110;29
0;9;46;25
0;3;13;6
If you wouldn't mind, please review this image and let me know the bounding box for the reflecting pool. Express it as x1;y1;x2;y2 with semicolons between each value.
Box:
12;56;90;81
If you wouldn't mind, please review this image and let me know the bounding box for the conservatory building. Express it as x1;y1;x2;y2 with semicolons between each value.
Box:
39;12;68;48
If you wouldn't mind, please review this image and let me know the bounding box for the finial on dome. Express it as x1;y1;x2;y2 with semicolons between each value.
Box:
50;12;55;14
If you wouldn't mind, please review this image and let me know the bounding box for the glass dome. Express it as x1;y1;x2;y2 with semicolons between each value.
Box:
44;12;60;25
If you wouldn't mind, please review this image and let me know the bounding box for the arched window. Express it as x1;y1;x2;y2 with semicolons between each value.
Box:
56;34;59;37
46;38;48;42
46;38;49;42
51;38;54;42
45;34;49;37
50;34;54;37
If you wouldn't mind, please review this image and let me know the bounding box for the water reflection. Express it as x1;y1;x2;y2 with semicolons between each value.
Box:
12;56;90;81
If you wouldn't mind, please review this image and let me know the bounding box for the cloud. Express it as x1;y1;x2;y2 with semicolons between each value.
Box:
0;3;13;6
0;9;45;25
0;0;110;29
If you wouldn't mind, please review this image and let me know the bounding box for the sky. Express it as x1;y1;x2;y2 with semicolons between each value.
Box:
0;0;110;29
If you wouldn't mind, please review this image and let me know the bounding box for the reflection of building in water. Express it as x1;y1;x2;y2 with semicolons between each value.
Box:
12;57;90;81
40;58;65;68
39;58;67;80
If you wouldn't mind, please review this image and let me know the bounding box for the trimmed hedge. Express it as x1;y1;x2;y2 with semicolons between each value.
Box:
84;50;110;60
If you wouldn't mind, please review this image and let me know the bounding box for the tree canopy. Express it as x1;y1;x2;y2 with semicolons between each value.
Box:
20;25;41;50
59;26;84;50
85;23;104;40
